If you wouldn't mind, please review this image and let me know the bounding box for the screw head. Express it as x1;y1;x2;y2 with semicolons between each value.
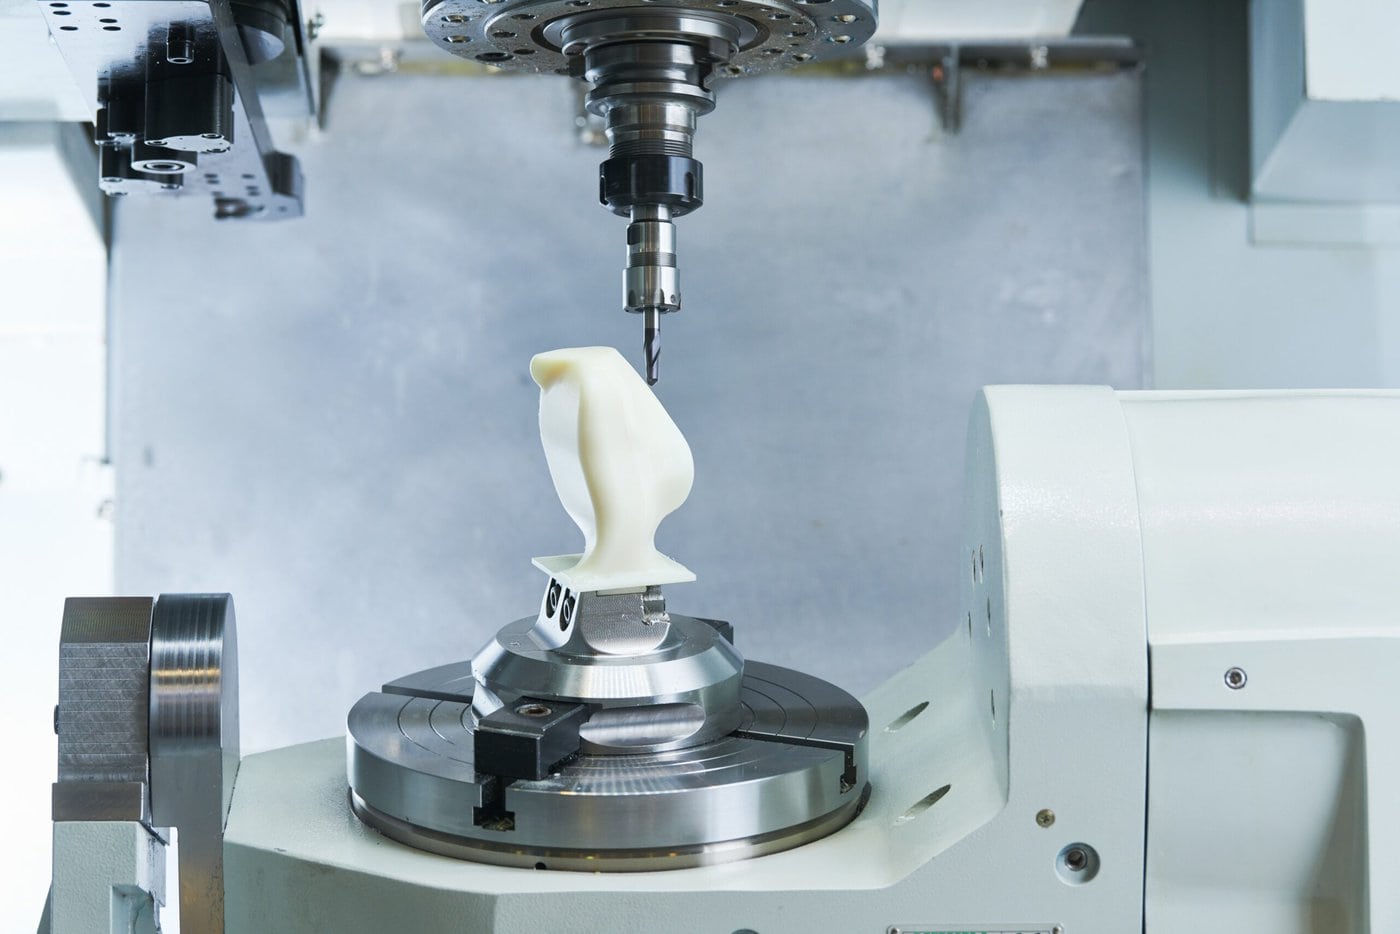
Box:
1224;666;1248;690
1036;808;1055;828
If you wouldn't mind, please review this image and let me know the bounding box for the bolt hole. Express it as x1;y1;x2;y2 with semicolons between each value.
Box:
833;13;857;22
98;16;116;22
476;50;511;61
516;703;552;718
1056;842;1100;884
490;29;515;37
534;861;547;870
513;48;535;54
560;592;577;629
441;13;469;22
102;24;120;30
884;701;928;732
1224;666;1248;690
545;579;562;617
59;23;76;29
444;34;469;43
51;9;71;13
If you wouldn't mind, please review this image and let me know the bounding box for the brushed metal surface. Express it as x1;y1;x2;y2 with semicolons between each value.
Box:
55;597;154;797
149;593;239;934
347;660;868;867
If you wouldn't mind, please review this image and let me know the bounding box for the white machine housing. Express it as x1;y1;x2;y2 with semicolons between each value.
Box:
70;386;1397;934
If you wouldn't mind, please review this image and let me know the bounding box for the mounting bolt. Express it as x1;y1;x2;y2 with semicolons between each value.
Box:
1035;808;1055;828
1224;666;1248;690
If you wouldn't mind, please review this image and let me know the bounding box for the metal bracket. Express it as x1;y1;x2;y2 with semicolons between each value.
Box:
36;0;307;218
474;697;589;781
51;593;239;934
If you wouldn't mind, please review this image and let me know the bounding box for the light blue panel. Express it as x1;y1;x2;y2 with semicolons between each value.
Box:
1080;0;1400;389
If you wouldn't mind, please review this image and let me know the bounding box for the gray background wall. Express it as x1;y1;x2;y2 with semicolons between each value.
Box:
110;65;1148;751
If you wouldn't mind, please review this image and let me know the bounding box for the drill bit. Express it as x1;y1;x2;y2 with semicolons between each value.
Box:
643;307;661;385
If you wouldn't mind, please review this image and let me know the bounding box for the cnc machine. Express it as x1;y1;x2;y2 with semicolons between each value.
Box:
16;0;1400;932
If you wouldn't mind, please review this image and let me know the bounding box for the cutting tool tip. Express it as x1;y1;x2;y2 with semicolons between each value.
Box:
643;310;660;386
644;330;659;385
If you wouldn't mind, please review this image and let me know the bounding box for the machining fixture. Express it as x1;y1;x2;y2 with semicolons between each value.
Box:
347;585;869;870
37;0;309;219
347;348;871;869
420;0;879;382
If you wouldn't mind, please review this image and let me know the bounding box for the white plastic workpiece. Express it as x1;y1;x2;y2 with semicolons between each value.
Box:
530;346;695;593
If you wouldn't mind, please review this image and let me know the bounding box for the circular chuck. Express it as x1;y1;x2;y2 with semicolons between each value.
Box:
346;584;870;871
348;660;869;871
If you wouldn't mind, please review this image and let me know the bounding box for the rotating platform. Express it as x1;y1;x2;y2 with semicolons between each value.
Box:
347;658;869;871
